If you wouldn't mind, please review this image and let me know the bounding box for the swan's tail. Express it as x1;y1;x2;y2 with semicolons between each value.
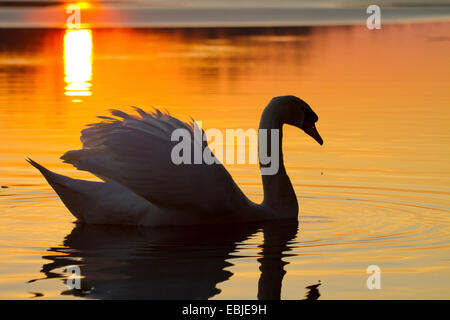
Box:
27;158;58;180
26;158;86;220
27;158;71;190
26;158;157;225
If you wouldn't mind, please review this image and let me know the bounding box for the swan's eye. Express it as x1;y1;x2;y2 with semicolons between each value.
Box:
305;112;318;124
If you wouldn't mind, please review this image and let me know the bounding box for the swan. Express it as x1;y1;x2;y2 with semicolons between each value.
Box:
28;95;323;226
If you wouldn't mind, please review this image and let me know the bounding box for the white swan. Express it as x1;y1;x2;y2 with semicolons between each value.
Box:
28;95;323;226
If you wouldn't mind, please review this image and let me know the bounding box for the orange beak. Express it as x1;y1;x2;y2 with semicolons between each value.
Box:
304;123;323;145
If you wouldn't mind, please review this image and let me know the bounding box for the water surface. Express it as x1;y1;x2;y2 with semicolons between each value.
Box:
0;23;449;299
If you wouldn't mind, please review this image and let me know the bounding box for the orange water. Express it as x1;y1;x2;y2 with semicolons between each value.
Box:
0;23;449;299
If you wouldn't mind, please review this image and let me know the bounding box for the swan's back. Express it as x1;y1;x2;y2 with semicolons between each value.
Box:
60;108;250;216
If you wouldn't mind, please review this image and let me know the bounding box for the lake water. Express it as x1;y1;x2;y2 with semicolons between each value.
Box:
0;22;449;299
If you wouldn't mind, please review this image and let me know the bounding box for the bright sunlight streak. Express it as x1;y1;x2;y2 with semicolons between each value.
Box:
64;29;92;97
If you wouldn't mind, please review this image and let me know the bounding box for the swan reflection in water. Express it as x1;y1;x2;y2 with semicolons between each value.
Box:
29;219;312;299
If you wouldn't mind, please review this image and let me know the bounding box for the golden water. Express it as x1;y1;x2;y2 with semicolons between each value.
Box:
0;23;449;299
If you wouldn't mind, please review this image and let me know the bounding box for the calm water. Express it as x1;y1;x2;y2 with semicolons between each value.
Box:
0;23;450;299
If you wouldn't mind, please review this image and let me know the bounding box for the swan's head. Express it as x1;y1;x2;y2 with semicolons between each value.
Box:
270;95;323;145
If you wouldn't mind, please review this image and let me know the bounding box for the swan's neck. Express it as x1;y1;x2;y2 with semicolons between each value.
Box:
258;106;298;218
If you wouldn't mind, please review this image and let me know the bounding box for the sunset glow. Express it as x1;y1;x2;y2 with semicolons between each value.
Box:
64;29;92;97
0;8;449;301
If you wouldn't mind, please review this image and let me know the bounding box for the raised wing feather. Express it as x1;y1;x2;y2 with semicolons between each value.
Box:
61;108;249;214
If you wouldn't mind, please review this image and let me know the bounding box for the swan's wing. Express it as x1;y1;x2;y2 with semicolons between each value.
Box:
61;108;249;214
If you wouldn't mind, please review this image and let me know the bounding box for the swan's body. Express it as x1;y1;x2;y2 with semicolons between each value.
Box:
28;96;322;226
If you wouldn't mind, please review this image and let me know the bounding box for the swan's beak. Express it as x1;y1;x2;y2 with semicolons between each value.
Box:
304;123;323;145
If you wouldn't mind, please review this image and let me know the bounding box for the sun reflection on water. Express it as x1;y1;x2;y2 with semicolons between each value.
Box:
64;29;92;98
0;24;449;299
